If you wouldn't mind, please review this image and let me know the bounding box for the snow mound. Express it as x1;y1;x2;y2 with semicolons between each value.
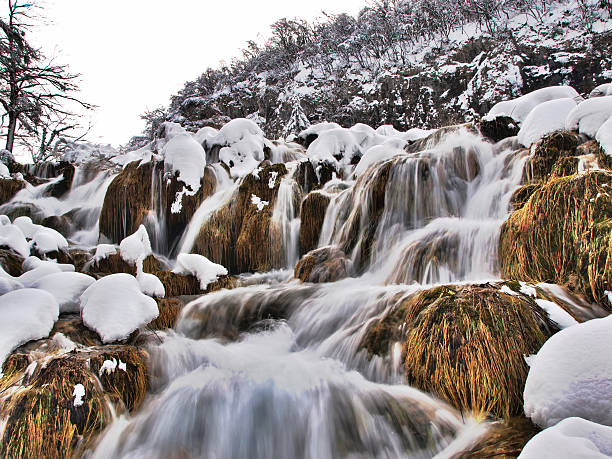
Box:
485;86;581;123
590;83;612;98
596;116;612;157
519;417;612;458
0;223;29;258
31;227;68;254
163;132;207;194
18;263;64;287
93;243;117;262
80;273;159;343
565;96;612;137
298;122;341;141
524;314;612;428
0;215;10;226
137;271;165;298
0;288;59;375
353;138;407;177
119;225;152;265
172;253;228;290
212;118;265;178
0;162;10;178
0;276;23;295
31;272;96;313
22;256;74;273
518;98;578;147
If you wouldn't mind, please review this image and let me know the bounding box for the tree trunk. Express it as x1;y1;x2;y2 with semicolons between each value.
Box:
5;112;17;152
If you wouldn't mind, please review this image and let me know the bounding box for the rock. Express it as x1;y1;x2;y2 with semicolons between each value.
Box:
457;417;540;458
478;115;520;142
45;162;75;198
0;179;25;204
194;163;288;274
299;191;331;255
0;248;24;276
522;131;582;183
87;253;162;277
500;171;612;307
294;246;352;283
361;283;558;418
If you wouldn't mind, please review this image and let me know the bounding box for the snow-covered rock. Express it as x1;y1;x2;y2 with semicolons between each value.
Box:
0;162;10;178
0;288;59;375
172;253;228;290
136;271;166;298
565;96;612;137
12;216;37;239
163;132;207;193
524;314;612;428
518;98;578;147
590;83;612;98
486;86;581;123
31;227;69;254
93;243;118;262
80;273;159;343
353;139;406;176
31;272;96;313
0;223;29;258
519;417;612;458
596;116;612;157
22;257;74;273
212;118;265;178
119;225;152;265
18;263;64;288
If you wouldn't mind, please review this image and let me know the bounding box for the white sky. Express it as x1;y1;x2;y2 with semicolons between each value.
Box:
31;0;366;148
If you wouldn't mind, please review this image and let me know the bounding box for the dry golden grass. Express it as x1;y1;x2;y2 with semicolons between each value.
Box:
500;171;612;307
89;253;161;276
150;298;182;330
362;284;557;419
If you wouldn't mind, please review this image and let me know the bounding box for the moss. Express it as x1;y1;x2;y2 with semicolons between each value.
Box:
0;178;25;204
299;191;331;255
194;163;288;273
0;248;24;276
149;298;182;330
362;283;557;418
458;416;540;458
510;184;541;210
500;171;612;307
99;160;154;243
522;131;581;183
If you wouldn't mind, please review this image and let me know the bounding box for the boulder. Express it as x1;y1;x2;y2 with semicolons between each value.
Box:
294;246;352;283
299;190;331;255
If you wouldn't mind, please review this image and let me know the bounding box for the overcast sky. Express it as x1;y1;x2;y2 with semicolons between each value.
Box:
30;0;366;148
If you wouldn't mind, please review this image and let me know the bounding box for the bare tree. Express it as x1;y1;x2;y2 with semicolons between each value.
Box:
0;0;91;157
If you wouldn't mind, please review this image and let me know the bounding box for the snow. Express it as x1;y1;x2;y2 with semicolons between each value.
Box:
0;288;59;376
251;194;269;211
298;122;341;140
565;96;612;137
73;384;85;407
17;263;64;288
0;162;10;178
22;257;74;273
590;83;612;98
136;271;166;298
213;119;266;178
0;276;23;295
31;227;68;254
485;86;581;123
519;417;612;458
80;273;159;343
31;272;96;313
533;298;579;329
12;216;37;238
0;223;29;258
353;138;407;177
172;253;228;290
93;244;117;262
194;126;219;145
162;132;206;194
523;314;612;428
119;225;152;265
518;98;578;147
0;215;10;226
596;116;612;158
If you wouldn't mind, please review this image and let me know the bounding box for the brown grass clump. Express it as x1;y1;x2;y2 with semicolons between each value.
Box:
0;178;25;204
194;163;289;273
153;270;202;296
88;253;161;276
509;184;541;210
294;246;352;283
457;416;540;458
362;283;557;419
99;160;154;243
150;298;182;329
500;171;612;307
522;131;581;183
299;191;331;255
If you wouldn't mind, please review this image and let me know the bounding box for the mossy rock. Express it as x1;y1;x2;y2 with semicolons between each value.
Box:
150;298;182;330
153;270;203;296
361;283;558;418
194;163;289;273
457;416;541;458
510;183;541;210
99;160;154;243
0;345;147;459
522;131;582;182
500;171;612;307
87;253;162;277
294;246;352;283
299;191;331;255
0;178;25;204
0;248;24;276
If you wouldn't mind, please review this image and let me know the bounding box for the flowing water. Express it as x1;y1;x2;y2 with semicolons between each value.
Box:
87;128;530;458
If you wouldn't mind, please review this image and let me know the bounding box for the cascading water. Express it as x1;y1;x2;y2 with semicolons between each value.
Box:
271;163;302;269
89;128;530;458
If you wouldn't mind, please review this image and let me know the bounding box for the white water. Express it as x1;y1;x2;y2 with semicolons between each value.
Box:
88;128;534;457
271;163;302;269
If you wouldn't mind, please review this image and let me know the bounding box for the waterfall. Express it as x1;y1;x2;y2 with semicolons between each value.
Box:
88;128;534;457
